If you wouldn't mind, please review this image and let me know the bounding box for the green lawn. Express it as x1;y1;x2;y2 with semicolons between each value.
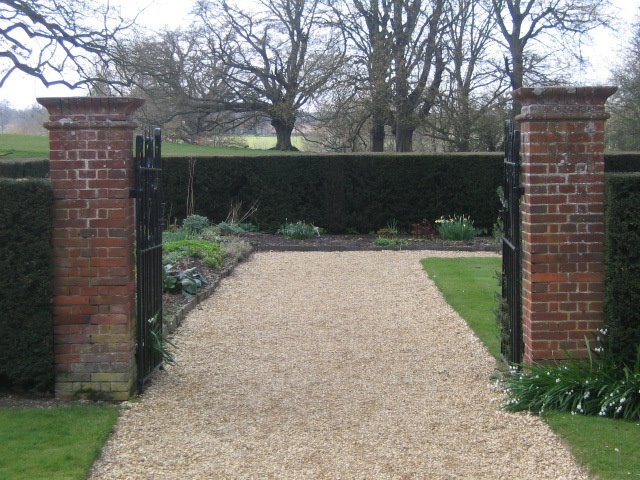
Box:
0;133;49;159
421;257;502;359
0;133;310;159
421;256;640;480
0;404;118;479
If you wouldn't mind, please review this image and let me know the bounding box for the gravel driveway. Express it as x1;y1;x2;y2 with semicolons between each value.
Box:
90;251;588;479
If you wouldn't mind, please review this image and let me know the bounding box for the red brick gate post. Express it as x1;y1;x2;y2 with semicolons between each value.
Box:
38;97;144;400
514;86;617;363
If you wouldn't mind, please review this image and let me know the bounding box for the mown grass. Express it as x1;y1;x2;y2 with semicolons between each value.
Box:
0;133;310;159
420;256;640;480
0;404;118;479
0;133;49;159
421;257;502;359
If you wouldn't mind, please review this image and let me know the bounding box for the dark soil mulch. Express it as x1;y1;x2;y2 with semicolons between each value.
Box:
243;232;499;252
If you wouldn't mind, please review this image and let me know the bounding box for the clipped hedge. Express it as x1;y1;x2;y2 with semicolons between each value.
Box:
163;153;504;232
604;152;640;172
0;159;49;178
604;173;640;367
0;179;54;391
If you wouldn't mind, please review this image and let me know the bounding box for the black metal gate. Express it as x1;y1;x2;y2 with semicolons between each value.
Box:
501;120;523;365
134;128;163;390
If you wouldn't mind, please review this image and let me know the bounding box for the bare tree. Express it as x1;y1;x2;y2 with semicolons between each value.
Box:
606;15;640;151
333;0;447;152
333;0;393;151
423;0;508;151
491;0;611;114
196;0;345;150
0;0;130;89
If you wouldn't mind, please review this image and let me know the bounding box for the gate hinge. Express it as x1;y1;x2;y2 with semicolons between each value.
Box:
129;189;138;199
516;185;525;196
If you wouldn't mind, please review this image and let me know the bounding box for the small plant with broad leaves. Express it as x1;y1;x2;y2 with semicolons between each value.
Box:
435;214;477;240
277;220;323;239
163;264;209;295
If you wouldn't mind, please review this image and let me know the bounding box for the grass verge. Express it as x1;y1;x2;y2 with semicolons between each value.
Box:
421;256;640;480
421;257;501;359
0;404;118;479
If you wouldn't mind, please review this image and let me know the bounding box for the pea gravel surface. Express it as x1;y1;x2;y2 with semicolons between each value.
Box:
90;251;588;479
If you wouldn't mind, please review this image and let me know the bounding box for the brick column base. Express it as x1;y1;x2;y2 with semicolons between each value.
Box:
38;97;144;400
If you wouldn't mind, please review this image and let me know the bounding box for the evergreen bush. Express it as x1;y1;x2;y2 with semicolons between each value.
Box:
0;179;54;391
604;173;640;368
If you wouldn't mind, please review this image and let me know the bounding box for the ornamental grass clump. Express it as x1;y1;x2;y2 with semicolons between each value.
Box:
435;215;477;240
277;220;323;239
503;338;640;421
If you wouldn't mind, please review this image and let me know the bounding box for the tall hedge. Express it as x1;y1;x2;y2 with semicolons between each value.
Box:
0;159;49;178
604;152;640;172
0;179;54;391
604;173;640;367
163;153;504;232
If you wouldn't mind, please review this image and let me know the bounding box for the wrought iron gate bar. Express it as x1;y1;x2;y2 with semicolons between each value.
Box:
501;120;523;365
135;128;163;391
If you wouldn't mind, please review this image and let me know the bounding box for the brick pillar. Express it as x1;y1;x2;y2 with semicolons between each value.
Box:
514;86;617;363
37;97;144;400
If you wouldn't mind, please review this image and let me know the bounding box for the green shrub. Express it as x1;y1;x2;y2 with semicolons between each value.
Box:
0;159;50;178
604;173;640;368
163;239;224;270
503;350;640;421
435;215;477;240
161;153;505;233
604;153;640;172
373;237;408;247
162;228;193;243
0;179;54;391
277;220;322;239
182;214;210;234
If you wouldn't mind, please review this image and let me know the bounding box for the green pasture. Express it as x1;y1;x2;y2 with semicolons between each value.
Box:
0;133;311;160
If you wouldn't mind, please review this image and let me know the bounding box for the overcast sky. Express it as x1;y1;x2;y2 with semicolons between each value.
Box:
0;0;637;110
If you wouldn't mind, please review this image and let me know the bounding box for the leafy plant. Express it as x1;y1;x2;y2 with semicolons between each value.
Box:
503;339;640;421
376;219;399;238
163;264;209;295
162;228;193;243
148;314;176;365
163;239;224;270
182;214;210;234
493;186;506;245
411;219;438;238
435;214;477;240
374;237;408;247
277;220;323;239
162;264;180;292
216;221;250;235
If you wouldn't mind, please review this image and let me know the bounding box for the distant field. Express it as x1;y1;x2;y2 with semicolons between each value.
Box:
0;133;312;160
0;134;49;159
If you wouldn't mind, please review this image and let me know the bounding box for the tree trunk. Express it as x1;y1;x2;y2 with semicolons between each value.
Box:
395;126;414;152
271;118;296;151
370;121;385;152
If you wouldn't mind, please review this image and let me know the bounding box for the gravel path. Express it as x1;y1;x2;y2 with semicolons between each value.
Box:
90;251;588;479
